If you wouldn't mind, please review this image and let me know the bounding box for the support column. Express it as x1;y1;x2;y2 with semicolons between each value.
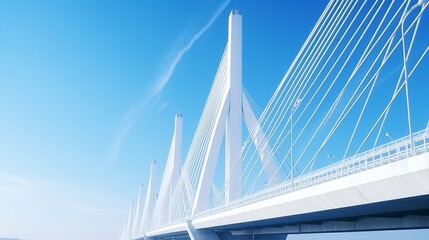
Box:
140;160;156;232
170;113;182;221
192;96;229;214
153;114;182;226
132;184;145;237
172;113;182;190
225;9;243;203
242;94;284;185
122;200;135;240
187;221;220;240
143;236;161;240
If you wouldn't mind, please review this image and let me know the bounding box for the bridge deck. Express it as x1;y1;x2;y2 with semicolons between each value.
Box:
144;129;429;237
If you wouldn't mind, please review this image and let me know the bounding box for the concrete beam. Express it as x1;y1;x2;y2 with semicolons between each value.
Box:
230;215;429;236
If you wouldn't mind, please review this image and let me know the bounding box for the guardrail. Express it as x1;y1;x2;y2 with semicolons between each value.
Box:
150;128;429;231
198;127;429;217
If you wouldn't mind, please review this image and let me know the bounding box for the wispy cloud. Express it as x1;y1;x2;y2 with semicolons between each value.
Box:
107;119;135;164
150;0;231;98
0;174;42;196
74;203;126;215
108;0;231;163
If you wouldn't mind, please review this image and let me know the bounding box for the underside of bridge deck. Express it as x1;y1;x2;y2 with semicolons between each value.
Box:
144;194;429;240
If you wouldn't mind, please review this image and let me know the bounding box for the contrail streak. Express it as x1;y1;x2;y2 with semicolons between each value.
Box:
152;0;231;96
108;0;231;163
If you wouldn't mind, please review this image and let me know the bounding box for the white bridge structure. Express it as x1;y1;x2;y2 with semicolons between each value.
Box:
121;1;429;239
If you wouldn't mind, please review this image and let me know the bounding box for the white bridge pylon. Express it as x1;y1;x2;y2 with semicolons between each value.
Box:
152;113;182;227
122;10;285;238
121;1;429;238
192;10;283;214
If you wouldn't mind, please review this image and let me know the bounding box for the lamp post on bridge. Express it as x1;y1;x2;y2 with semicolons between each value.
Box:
291;98;302;184
327;154;336;178
385;132;392;142
327;154;335;165
385;132;395;161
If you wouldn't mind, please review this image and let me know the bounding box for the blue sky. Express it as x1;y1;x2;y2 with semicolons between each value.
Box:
0;1;428;240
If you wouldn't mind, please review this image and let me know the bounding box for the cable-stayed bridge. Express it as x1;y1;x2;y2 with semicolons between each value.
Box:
121;1;429;239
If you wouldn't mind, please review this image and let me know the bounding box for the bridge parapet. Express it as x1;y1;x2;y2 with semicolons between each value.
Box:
198;126;429;218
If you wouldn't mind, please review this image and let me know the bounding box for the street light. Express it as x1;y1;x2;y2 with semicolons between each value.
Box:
385;132;396;159
385;132;392;142
326;154;336;178
327;154;336;164
291;98;302;182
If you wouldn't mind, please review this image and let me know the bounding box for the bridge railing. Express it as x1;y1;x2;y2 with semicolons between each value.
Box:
198;127;429;218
